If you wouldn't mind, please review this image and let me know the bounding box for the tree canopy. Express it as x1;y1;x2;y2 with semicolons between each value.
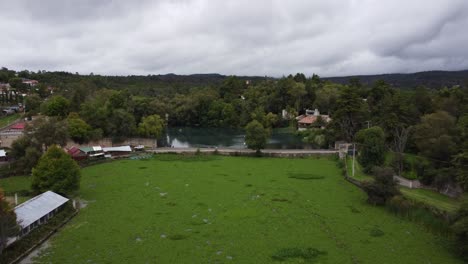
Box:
355;126;386;173
0;189;19;253
245;120;269;151
31;145;81;196
138;114;165;139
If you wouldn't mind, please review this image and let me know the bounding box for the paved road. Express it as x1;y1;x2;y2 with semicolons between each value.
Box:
150;147;338;155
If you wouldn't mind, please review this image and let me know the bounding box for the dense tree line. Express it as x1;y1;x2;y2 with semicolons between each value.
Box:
2;66;468;259
2;67;468;193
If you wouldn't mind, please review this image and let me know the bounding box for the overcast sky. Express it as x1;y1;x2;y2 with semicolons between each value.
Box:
1;0;468;77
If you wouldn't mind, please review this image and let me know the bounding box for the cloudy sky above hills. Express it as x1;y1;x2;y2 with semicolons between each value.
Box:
1;0;468;77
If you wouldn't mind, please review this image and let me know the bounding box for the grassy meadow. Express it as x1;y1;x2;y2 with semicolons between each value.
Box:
0;113;21;128
0;155;462;263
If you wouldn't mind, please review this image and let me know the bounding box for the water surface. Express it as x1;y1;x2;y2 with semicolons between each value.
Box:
160;127;310;149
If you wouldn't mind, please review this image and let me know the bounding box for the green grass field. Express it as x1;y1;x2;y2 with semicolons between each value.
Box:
0;155;462;263
400;187;465;213
0;113;21;128
345;156;464;214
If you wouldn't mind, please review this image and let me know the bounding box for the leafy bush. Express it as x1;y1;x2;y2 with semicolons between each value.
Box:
355;127;386;173
451;202;468;261
362;167;399;205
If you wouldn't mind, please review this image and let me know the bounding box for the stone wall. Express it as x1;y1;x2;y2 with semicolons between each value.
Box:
65;137;157;149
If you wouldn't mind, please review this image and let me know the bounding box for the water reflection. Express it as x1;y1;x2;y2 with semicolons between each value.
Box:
160;127;312;149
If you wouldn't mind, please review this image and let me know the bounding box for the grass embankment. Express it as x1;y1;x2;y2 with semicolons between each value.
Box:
345;156;463;214
0;155;463;263
0;113;21;128
345;156;373;182
400;188;465;214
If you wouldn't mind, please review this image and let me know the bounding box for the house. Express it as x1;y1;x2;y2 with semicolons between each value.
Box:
21;79;39;87
103;145;132;157
134;145;145;151
79;146;105;158
0;83;10;90
14;191;69;237
296;109;331;130
67;146;88;161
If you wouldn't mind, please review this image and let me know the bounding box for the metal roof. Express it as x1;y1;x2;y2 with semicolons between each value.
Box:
103;146;132;152
79;146;103;153
14;191;69;228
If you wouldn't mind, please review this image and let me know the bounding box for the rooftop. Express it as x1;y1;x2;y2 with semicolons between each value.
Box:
103;146;132;152
14;191;69;228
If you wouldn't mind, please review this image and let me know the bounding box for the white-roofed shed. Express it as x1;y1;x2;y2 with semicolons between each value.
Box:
103;146;132;152
92;146;102;151
14;191;69;232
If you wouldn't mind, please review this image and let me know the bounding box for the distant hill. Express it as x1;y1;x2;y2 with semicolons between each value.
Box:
322;70;468;89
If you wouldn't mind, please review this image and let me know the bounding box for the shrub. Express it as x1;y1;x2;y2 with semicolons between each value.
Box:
362;167;399;205
451;202;468;261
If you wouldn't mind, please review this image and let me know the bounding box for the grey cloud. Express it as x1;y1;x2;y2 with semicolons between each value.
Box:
1;0;468;77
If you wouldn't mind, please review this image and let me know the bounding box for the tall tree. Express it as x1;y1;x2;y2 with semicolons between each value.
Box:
25;116;69;149
0;188;19;254
41;95;70;118
245;120;269;152
67;113;92;144
412;111;459;163
356;126;386;173
138;114;165;139
31;145;80;196
108;109;136;142
331;86;367;142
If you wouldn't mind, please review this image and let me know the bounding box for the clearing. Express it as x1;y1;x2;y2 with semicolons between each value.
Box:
0;155;462;263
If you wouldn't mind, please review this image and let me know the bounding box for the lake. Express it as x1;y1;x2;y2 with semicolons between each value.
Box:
160;127;312;149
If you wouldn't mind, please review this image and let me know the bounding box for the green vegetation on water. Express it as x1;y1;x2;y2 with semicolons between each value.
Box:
0;155;462;263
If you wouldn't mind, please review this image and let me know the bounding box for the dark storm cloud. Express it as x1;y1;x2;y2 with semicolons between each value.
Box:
1;0;468;76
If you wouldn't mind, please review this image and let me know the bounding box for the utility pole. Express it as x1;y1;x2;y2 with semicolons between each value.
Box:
352;143;355;177
365;120;371;128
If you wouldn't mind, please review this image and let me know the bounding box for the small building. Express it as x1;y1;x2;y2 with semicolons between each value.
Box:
296;109;331;130
0;149;7;162
103;145;132;157
134;145;145;151
67;146;88;161
14;191;69;237
79;146;105;158
0;83;11;90
22;79;39;87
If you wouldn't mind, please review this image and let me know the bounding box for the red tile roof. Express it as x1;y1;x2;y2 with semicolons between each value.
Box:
297;115;331;125
298;115;319;124
67;147;86;157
